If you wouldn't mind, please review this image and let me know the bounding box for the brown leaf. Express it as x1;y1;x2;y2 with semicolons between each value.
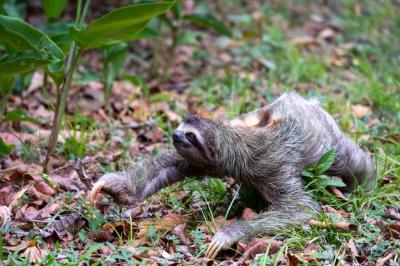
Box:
171;223;190;246
286;252;301;266
291;36;317;46
375;220;400;240
20;240;48;264
352;104;372;119
90;228;114;242
22;206;40;220
237;238;283;264
34;180;56;196
323;206;352;218
346;239;358;258
199;216;234;234
328;186;348;201
39;202;61;219
9;183;33;211
42;213;85;238
382;207;400;222
0;184;15;206
242;208;258;219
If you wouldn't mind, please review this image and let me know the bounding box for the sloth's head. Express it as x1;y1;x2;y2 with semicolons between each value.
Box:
172;114;217;167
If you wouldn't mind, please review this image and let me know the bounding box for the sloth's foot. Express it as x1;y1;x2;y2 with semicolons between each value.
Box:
204;230;239;259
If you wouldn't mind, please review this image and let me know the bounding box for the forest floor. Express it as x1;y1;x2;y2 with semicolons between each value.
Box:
1;0;399;265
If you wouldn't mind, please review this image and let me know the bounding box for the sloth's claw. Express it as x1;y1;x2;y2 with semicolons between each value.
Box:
205;239;224;259
89;180;106;206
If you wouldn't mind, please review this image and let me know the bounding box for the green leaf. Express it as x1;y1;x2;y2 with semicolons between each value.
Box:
183;14;232;37
3;108;40;124
0;15;64;59
0;137;13;156
149;92;171;103
0;50;56;77
318;175;347;188
302;169;314;178
0;76;14;95
103;43;128;80
315;149;336;175
70;1;175;49
42;0;68;19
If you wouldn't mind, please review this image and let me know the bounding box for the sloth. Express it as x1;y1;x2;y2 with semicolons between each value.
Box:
90;92;376;259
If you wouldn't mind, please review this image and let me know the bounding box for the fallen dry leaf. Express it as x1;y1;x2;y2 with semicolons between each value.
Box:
237;238;283;264
328;186;348;201
0;206;11;227
286;252;301;266
9;183;33;211
352;104;372;119
375;220;400;240
199;215;234;234
171;223;190;246
20;240;48;264
382;207;400;222
346;239;358;258
242;208;258;219
34;180;56;196
291;36;317;46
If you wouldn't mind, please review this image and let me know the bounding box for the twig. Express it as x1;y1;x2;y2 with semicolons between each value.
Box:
73;159;92;190
328;186;348;201
309;219;358;232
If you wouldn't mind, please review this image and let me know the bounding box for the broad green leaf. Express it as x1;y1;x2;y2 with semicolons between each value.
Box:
42;0;68;19
69;1;175;49
183;14;232;37
0;137;13;156
302;169;314;178
0;76;14;94
318;175;347;188
3;108;40;124
315;149;336;175
49;32;72;52
0;15;64;59
0;50;56;77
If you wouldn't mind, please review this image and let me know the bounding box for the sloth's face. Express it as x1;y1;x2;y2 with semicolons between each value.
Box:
172;114;216;167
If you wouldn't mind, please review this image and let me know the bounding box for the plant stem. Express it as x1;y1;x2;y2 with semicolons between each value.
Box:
43;0;90;172
43;42;80;172
0;86;12;122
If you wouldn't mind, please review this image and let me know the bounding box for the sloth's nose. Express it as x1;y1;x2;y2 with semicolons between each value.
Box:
172;130;184;142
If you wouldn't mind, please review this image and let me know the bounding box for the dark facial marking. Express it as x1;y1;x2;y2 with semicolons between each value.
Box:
185;132;206;154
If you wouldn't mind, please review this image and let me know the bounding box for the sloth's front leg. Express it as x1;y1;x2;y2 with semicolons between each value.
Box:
90;152;203;206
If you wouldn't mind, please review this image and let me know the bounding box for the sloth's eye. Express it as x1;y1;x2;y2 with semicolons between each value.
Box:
185;132;196;141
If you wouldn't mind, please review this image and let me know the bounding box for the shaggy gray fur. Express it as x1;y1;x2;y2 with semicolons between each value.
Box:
95;92;376;250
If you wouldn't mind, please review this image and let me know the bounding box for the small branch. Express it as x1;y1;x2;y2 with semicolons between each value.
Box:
328;186;348;201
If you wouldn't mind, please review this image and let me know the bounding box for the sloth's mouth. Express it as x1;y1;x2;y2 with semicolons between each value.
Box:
173;140;190;148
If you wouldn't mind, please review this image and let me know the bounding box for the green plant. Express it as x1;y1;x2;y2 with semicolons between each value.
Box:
0;0;176;171
149;0;232;80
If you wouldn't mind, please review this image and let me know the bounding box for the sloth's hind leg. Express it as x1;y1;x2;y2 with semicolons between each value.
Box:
205;175;319;259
